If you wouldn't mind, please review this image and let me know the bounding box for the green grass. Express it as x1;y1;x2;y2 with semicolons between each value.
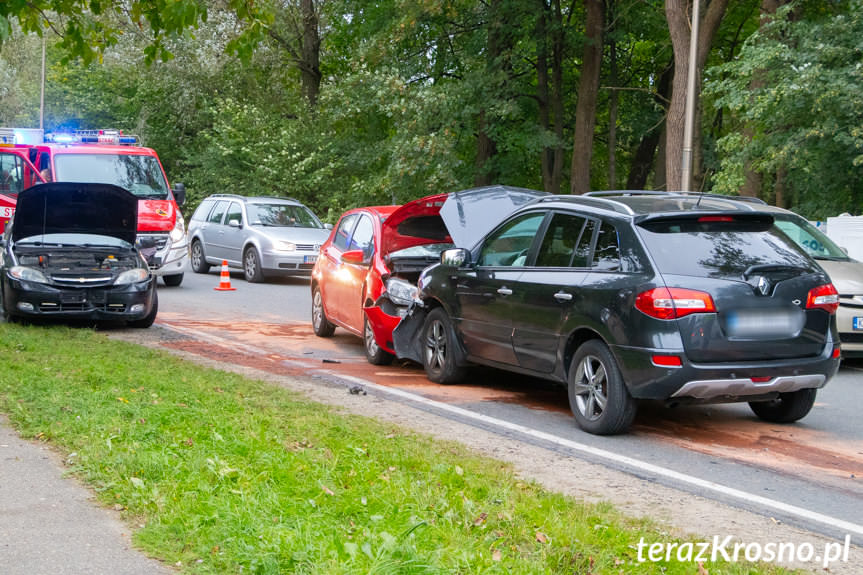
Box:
0;323;794;574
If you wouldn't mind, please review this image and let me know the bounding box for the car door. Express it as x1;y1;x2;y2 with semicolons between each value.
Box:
320;213;359;324
339;214;376;333
509;213;595;373
221;201;245;265
202;200;229;261
455;211;547;366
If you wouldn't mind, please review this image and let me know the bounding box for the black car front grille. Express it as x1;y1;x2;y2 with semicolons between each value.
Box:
37;301;127;313
840;333;863;344
295;244;318;251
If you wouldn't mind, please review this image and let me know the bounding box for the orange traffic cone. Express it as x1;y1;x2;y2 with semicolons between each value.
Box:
214;260;236;291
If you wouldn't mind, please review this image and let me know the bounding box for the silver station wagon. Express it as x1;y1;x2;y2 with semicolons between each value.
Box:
188;194;331;282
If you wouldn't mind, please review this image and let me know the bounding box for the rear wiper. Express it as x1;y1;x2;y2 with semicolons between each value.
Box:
742;263;808;279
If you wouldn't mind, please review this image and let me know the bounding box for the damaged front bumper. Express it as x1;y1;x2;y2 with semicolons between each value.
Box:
391;302;428;364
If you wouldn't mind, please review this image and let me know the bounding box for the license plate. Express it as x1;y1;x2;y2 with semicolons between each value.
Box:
725;308;805;339
304;255;318;264
854;317;863;331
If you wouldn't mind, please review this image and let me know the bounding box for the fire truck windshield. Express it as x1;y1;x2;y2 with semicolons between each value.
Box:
53;154;169;199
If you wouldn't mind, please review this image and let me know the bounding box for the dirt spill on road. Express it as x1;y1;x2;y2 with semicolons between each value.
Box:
158;317;863;486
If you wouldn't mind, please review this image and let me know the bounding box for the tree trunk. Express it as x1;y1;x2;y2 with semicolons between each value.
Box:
570;0;605;195
664;0;728;191
301;0;321;108
475;0;505;186
626;60;673;189
741;0;783;198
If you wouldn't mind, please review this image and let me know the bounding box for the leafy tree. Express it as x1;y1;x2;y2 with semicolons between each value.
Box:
707;0;863;216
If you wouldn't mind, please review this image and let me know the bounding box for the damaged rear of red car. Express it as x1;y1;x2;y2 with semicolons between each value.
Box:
311;194;453;364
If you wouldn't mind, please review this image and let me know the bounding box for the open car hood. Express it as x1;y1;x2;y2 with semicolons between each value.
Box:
439;185;547;249
380;186;547;256
12;182;138;245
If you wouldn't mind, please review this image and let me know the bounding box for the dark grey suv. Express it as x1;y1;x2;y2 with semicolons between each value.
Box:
394;192;842;435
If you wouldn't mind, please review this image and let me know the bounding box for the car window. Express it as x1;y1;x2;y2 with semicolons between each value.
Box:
333;213;359;251
592;221;621;271
773;215;848;260
250;203;324;228
208;200;228;224
478;212;546;267
535;213;587;267
572;219;597;268
191;199;215;222
637;216;818;280
225;202;243;226
349;215;375;260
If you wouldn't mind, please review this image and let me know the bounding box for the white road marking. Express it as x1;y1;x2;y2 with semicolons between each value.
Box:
158;321;863;538
334;372;863;538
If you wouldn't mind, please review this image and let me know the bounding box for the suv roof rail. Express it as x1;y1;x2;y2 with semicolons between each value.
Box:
537;194;635;215
586;190;768;206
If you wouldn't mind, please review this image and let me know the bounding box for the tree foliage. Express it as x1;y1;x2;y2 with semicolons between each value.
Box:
1;0;861;219
707;0;863;217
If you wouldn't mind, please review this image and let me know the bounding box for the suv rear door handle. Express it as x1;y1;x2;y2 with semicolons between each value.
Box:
497;287;513;296
554;291;573;302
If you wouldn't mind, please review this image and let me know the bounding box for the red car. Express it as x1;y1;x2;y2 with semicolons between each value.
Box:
311;186;549;365
311;195;454;364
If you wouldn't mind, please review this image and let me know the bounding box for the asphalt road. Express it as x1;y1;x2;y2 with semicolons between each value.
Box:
158;266;863;543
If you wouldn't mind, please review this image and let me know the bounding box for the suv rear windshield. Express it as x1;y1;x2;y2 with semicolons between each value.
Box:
637;215;817;279
54;153;169;199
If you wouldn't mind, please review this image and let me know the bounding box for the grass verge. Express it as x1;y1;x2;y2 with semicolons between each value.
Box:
0;323;793;574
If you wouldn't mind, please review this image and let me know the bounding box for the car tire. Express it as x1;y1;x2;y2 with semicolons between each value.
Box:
244;247;266;283
163;273;184;287
568;339;637;435
364;315;393;365
748;388;817;423
422;307;466;384
190;240;210;274
128;292;158;329
312;285;335;337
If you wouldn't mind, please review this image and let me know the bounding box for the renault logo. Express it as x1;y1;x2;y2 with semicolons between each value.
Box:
756;276;771;296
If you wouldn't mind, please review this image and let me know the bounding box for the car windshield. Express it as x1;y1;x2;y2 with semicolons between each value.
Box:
772;215;850;261
388;243;455;260
15;232;131;249
250;204;323;228
53;153;169;199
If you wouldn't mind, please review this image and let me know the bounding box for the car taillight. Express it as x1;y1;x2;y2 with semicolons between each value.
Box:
806;283;840;314
635;287;716;320
697;216;734;222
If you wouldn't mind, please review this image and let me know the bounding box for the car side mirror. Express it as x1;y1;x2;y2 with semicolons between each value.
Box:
228;219;241;228
324;223;333;230
839;246;849;255
341;249;366;265
172;183;186;206
441;248;470;268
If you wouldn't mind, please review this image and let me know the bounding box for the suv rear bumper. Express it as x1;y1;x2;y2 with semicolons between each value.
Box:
612;342;841;402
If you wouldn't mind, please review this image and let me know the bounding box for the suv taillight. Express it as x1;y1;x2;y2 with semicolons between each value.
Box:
635;287;716;320
806;283;840;314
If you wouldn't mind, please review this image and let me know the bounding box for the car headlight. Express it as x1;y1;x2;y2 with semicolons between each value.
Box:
115;268;150;285
170;212;186;243
385;277;418;306
276;241;297;252
9;266;48;283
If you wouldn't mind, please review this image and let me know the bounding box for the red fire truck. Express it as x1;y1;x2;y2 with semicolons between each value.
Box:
0;128;45;233
25;129;189;286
